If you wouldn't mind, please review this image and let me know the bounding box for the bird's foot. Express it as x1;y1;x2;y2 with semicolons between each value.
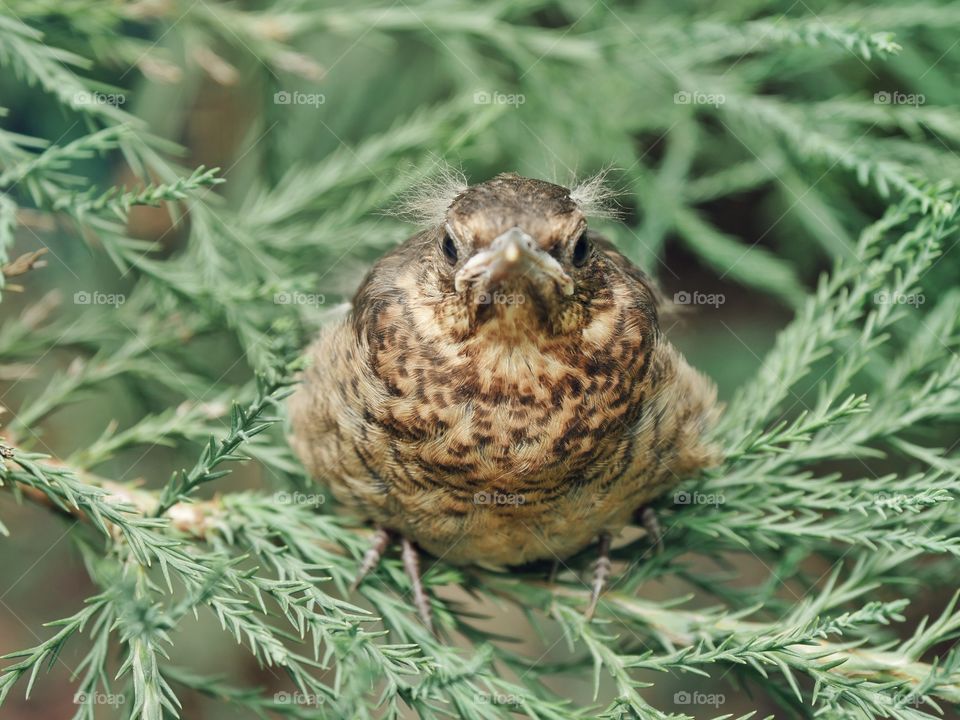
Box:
636;505;663;554
401;537;434;634
546;558;561;585
350;526;393;591
584;531;612;620
350;527;434;634
582;507;663;619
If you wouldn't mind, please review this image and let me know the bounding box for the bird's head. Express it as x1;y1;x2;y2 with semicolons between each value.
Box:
410;172;630;340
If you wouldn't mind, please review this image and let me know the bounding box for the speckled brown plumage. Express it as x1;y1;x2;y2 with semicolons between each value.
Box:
289;173;719;622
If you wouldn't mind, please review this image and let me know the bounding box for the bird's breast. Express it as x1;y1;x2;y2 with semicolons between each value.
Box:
364;295;652;510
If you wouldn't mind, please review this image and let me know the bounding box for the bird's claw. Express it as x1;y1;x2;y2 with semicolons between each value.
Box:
637;505;663;554
584;531;612;620
350;527;435;634
350;527;393;592
401;537;435;635
583;508;665;619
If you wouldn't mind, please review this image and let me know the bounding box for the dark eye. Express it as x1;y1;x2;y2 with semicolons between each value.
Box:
572;231;590;267
442;233;458;265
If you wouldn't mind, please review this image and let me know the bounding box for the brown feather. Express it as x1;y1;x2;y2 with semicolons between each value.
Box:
289;175;720;567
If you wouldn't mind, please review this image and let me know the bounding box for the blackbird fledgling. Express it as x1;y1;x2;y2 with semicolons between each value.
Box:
289;172;719;630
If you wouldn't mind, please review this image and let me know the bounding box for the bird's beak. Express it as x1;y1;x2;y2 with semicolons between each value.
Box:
454;226;574;298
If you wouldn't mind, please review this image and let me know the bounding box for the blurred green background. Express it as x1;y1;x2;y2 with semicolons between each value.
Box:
1;0;959;717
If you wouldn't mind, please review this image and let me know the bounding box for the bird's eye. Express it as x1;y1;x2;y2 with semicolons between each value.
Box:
572;231;590;267
442;233;458;265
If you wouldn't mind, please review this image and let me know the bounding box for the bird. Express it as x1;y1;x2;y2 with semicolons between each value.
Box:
288;171;720;631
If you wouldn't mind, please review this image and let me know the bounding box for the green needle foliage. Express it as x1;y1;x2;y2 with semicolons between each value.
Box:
1;0;959;718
